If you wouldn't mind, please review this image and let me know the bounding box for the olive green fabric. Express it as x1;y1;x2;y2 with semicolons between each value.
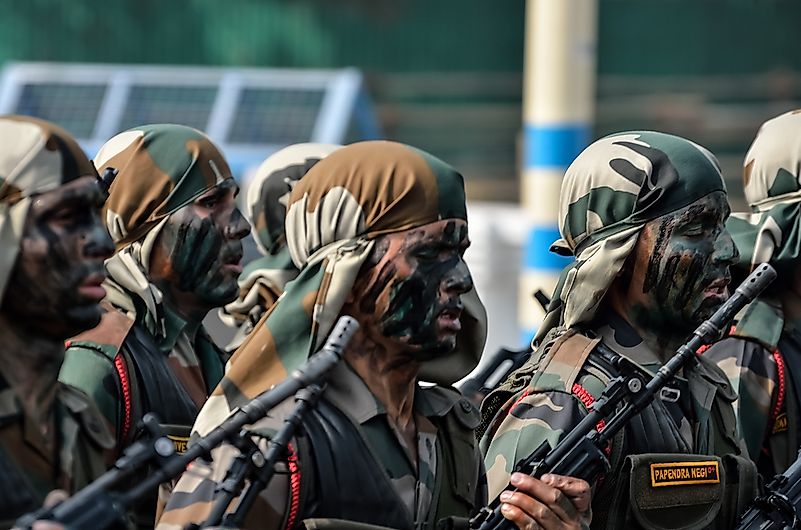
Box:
537;131;725;343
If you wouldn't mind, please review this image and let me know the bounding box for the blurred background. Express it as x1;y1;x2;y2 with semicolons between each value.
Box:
2;0;801;357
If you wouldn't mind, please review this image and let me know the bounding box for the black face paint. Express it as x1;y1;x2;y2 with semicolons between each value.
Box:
629;191;737;336
156;180;249;309
1;177;113;340
352;219;472;358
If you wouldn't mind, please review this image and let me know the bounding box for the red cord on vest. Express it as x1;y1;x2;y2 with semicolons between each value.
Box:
510;389;531;414
285;442;301;530
114;354;133;444
571;383;606;432
771;349;786;429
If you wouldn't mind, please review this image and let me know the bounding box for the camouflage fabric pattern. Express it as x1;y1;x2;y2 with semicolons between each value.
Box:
0;115;98;301
60;124;233;443
481;315;743;518
704;110;801;476
0;371;114;527
194;141;487;436
220;143;341;351
158;361;479;530
537;131;725;342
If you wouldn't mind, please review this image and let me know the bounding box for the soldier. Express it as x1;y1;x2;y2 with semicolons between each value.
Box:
703;110;801;478
157;141;591;530
220;143;341;352
0;115;115;526
481;131;757;530
58;124;250;528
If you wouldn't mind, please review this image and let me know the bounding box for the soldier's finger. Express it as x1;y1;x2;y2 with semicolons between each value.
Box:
43;489;68;508
500;501;541;530
541;474;592;514
510;473;579;524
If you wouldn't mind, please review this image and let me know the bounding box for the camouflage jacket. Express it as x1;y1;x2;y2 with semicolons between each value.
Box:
0;371;114;528
157;361;485;530
481;313;745;529
703;297;801;477
58;297;228;529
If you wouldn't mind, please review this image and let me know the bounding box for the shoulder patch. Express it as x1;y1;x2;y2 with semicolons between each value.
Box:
58;383;115;450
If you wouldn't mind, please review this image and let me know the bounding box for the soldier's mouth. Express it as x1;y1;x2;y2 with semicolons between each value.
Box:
77;272;107;302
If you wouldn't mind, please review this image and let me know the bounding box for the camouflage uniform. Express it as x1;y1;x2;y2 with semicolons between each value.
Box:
58;124;233;529
481;132;754;530
220;143;341;352
158;141;488;530
703;110;801;477
0;115;114;526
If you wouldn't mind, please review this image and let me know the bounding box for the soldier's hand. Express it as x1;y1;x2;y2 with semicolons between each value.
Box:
499;472;592;530
167;215;224;292
27;490;67;530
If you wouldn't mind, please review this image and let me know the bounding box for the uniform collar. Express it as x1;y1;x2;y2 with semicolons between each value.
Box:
595;311;737;401
325;361;462;425
157;302;200;354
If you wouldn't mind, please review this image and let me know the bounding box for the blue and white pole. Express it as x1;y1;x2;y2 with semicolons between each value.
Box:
518;0;598;344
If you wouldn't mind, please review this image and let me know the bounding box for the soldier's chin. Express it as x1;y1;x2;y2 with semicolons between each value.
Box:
410;338;457;361
52;305;104;340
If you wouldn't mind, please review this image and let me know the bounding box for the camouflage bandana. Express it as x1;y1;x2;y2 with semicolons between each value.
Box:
96;124;234;333
195;141;487;435
538;131;725;342
726;110;801;348
220;143;342;335
0;115;97;301
728;110;801;273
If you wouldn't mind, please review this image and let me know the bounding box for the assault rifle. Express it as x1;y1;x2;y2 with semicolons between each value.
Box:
736;450;801;529
468;263;777;530
15;316;359;530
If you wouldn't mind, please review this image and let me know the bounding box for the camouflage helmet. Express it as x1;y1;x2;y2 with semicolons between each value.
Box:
0;115;97;301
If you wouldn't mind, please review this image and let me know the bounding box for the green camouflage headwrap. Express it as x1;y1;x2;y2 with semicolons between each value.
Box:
538;131;725;342
725;110;801;349
0;115;97;302
220;143;342;347
195;141;487;435
727;110;801;273
95;124;234;332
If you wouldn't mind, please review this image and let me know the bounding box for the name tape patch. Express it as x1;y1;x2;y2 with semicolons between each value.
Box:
650;461;720;487
167;434;190;455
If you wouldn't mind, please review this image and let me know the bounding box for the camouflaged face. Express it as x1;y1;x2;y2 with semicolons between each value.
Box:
97;124;234;249
194;141;486;437
540;131;726;338
0;115;97;301
728;110;801;273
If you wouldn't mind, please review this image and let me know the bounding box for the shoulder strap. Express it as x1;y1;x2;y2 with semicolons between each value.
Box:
66;302;137;449
529;330;600;393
